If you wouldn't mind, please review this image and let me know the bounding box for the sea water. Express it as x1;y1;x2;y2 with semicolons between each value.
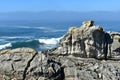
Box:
0;20;120;51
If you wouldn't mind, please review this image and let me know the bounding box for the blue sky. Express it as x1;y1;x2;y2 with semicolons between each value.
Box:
0;0;120;12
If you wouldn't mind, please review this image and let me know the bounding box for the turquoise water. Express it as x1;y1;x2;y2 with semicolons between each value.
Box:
0;20;120;51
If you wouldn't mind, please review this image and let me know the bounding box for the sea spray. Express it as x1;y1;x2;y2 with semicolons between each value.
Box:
0;43;12;50
38;37;61;45
0;37;63;51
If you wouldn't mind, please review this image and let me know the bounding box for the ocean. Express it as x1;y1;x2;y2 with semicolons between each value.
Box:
0;20;120;51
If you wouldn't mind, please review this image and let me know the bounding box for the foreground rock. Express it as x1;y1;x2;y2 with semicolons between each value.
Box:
0;48;37;80
55;55;120;80
46;20;120;60
0;48;64;80
0;48;120;80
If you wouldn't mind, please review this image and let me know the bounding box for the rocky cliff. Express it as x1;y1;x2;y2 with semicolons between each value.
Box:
46;20;120;60
0;21;120;80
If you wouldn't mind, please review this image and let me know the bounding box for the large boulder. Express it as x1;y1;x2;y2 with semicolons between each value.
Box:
45;20;120;60
25;54;64;80
0;48;64;80
0;48;37;80
48;21;108;59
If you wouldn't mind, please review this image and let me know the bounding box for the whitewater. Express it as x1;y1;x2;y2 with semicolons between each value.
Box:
0;21;120;51
0;36;63;51
0;22;66;51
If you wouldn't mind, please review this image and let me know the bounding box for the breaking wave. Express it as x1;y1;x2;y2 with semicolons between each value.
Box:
0;43;12;50
0;37;63;51
38;37;62;45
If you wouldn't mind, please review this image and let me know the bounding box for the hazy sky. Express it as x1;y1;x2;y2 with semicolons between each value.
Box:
0;0;120;12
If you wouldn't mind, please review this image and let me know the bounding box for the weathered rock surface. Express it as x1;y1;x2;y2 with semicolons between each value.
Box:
0;21;120;80
0;48;37;80
46;20;120;59
108;32;120;59
0;48;120;80
57;55;120;80
0;48;64;80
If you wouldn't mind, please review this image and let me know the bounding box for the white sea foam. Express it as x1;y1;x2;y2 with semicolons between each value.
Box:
0;43;12;50
1;36;34;39
34;27;49;30
44;29;66;32
33;27;66;32
17;26;49;30
38;37;62;45
17;26;66;32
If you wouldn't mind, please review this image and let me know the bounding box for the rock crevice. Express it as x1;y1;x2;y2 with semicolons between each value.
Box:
22;52;38;80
